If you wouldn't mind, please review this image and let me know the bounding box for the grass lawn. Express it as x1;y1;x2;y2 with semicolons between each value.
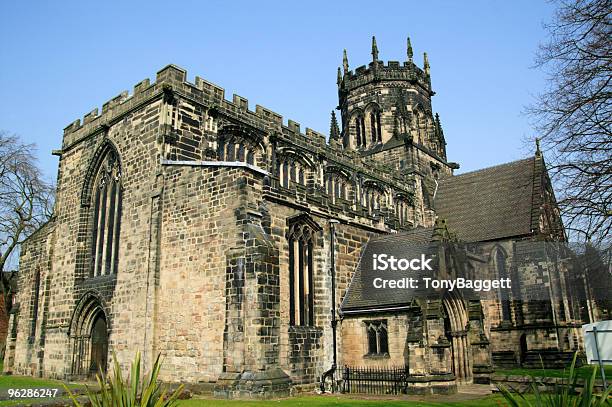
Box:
0;397;71;406
496;364;612;380
0;374;83;390
0;394;521;407
0;372;85;406
176;394;527;407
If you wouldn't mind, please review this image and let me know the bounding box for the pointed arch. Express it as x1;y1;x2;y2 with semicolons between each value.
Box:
80;140;123;207
350;109;366;148
365;102;382;144
77;141;123;278
443;291;472;382
68;291;110;378
324;166;353;203
217;124;265;165
276;148;315;188
361;180;387;213
491;246;511;322
287;214;322;327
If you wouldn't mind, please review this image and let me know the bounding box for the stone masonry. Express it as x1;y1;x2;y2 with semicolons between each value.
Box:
4;37;596;398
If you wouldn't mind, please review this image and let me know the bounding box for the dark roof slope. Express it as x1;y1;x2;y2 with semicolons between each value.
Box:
435;157;538;242
340;228;436;313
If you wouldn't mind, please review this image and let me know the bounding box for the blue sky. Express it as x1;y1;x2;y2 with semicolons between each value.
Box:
0;1;556;181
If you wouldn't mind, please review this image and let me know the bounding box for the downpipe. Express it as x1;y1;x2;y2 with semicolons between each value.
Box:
321;219;340;393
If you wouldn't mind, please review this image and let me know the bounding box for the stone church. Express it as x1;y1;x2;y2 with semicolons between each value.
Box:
4;38;599;397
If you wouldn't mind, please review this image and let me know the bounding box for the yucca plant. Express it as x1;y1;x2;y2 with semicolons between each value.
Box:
65;352;183;407
497;353;612;406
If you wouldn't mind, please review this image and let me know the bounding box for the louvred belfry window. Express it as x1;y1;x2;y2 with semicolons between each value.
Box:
90;150;122;277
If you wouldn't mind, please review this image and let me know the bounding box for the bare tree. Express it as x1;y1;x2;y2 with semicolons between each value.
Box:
529;0;611;244
0;131;54;312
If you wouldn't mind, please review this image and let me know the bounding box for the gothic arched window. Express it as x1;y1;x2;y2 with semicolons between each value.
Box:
494;249;511;321
91;150;122;277
370;112;377;143
282;161;289;187
279;156;309;188
370;110;382;144
224;141;257;166
226;142;235;161
366;320;388;355
237;144;245;161
354;113;366;148
288;219;319;326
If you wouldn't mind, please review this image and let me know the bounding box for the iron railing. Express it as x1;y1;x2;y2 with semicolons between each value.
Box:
342;365;409;394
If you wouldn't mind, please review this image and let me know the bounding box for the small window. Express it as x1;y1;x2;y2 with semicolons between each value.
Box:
365;320;388;355
282;161;289;187
227;142;235;161
217;140;225;160
237;144;245;161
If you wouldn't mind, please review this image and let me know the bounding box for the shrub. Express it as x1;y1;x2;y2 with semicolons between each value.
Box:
65;352;183;407
497;353;611;406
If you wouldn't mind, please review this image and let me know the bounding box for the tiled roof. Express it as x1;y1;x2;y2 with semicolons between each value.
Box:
434;157;539;242
340;228;436;313
340;156;545;313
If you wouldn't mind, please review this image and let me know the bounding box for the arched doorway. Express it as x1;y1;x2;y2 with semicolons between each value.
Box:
69;292;109;378
443;293;472;383
89;314;108;376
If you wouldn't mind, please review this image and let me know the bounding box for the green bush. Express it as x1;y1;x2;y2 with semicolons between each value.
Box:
65;352;183;407
497;353;612;406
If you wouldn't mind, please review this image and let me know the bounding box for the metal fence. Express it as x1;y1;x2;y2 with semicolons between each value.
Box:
342;365;409;394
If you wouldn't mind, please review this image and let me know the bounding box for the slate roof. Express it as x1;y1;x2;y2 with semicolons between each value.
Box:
340;227;436;314
435;157;540;243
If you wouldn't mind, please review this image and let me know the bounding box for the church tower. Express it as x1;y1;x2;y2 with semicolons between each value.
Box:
336;37;459;180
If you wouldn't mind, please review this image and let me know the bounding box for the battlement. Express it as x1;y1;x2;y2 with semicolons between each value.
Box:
338;36;433;95
60;63;417;190
62;39;433;143
63;64;303;141
340;59;431;95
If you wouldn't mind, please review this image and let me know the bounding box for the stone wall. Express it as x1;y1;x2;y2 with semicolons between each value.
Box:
340;314;408;368
8;88;164;378
153;165;253;382
5;58;581;397
5;221;54;376
475;240;587;368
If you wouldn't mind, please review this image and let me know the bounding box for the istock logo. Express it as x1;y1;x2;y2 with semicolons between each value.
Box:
372;253;433;271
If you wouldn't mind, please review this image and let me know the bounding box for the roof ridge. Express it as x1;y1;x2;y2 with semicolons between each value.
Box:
371;227;434;242
444;156;534;180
